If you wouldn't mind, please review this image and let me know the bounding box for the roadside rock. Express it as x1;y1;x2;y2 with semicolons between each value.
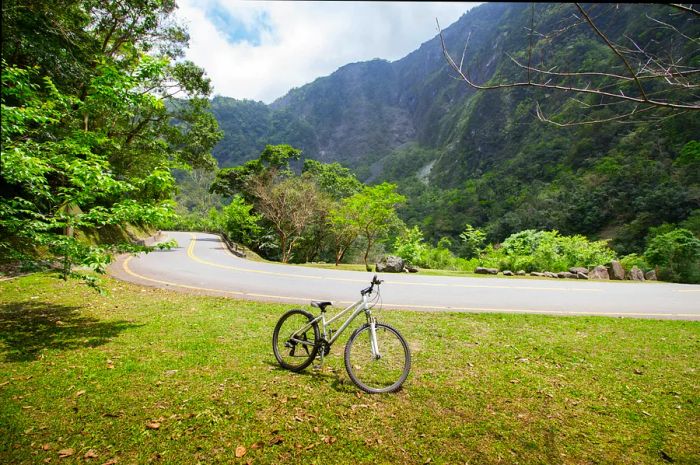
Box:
629;266;645;281
558;272;577;279
503;270;514;276
405;264;419;273
530;272;545;277
569;267;588;275
608;260;625;280
645;270;657;281
544;271;557;278
376;256;405;273
589;265;610;280
576;272;589;279
475;267;499;275
516;270;526;276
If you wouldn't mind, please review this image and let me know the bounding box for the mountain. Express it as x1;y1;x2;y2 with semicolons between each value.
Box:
208;3;699;254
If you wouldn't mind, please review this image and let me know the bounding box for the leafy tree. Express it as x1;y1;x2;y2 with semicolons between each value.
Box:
210;144;301;199
645;228;700;283
331;183;405;268
0;0;221;285
459;224;486;259
302;159;363;200
216;195;262;246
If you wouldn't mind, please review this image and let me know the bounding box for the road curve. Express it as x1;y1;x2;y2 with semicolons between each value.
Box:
109;231;700;320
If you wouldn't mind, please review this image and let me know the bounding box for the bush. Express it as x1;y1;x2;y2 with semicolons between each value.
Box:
645;228;700;283
484;230;616;272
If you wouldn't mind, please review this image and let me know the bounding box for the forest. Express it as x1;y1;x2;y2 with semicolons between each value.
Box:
1;2;699;283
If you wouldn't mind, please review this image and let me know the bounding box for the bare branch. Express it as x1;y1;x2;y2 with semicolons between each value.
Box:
574;3;649;101
669;3;700;16
437;3;700;126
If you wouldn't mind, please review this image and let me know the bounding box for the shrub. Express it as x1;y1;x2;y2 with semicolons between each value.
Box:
645;228;700;283
486;229;616;272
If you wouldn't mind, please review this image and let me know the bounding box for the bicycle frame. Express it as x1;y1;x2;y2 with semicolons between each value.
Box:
291;292;375;349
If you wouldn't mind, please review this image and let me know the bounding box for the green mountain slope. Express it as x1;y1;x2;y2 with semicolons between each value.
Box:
209;3;699;254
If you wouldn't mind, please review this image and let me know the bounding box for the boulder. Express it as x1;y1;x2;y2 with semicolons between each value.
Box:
530;272;545;277
576;271;589;280
475;267;499;275
516;270;527;276
589;265;610;280
608;260;625;280
503;270;514;276
629;266;645;281
645;270;657;281
569;267;588;275
544;271;557;278
375;256;405;273
558;272;577;279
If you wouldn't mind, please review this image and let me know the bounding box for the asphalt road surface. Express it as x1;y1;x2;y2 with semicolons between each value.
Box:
109;231;700;320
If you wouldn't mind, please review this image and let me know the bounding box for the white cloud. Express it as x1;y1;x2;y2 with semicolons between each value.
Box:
175;1;479;103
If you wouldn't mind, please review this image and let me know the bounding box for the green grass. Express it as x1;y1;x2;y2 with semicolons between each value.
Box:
1;274;698;464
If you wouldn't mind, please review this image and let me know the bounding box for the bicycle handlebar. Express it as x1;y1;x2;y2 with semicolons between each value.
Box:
361;274;383;296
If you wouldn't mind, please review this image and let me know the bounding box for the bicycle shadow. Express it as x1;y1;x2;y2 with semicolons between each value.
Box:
264;360;356;394
0;301;141;362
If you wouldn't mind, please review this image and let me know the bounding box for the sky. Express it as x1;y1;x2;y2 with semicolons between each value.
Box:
175;1;480;103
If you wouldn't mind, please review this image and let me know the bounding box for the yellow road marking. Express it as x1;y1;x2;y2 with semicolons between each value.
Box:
119;233;698;317
186;233;602;292
120;255;698;318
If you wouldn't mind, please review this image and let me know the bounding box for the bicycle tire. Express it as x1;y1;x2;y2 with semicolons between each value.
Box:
344;322;411;394
272;309;320;372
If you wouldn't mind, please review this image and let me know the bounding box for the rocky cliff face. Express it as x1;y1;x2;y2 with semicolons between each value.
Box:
211;2;520;171
209;3;699;251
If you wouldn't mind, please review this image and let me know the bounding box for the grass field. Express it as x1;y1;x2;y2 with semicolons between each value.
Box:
1;273;698;464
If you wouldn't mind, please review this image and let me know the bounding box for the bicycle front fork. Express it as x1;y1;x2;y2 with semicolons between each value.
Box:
369;318;381;360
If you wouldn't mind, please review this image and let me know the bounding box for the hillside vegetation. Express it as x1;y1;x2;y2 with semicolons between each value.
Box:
207;3;699;259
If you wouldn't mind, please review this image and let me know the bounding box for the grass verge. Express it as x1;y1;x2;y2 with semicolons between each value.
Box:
1;274;698;464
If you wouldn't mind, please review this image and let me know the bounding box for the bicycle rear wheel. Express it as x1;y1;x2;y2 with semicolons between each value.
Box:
344;322;411;393
272;309;320;372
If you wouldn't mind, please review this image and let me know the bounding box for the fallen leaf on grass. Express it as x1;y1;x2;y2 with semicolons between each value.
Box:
269;436;283;445
235;446;246;458
75;390;86;398
84;450;98;459
322;436;337;445
634;368;644;375
146;422;161;430
249;442;262;450
42;444;51;451
58;448;74;458
100;460;118;465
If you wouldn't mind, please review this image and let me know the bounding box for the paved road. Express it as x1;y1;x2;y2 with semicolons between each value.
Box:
109;231;700;320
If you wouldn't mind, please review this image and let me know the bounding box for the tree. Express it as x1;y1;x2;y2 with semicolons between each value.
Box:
645;228;700;283
249;177;321;263
210;144;301;199
459;224;486;259
330;183;406;268
439;3;700;126
216;195;262;246
0;0;220;285
302;159;363;200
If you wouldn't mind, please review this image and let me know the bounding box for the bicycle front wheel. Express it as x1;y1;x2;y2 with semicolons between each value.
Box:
272;309;320;372
344;322;411;394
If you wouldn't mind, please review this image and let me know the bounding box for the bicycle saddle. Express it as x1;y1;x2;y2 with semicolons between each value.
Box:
311;301;333;312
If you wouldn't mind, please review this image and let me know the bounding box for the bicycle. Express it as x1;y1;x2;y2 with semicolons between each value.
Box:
272;275;411;394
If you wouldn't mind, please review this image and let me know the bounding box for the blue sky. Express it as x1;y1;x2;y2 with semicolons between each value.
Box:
204;1;273;46
176;1;479;103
